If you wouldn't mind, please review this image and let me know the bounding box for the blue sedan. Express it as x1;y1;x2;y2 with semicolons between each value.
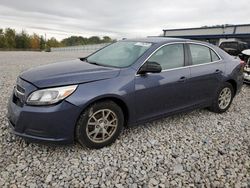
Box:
7;37;244;149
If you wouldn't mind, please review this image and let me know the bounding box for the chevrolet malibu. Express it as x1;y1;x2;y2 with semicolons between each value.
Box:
7;38;244;149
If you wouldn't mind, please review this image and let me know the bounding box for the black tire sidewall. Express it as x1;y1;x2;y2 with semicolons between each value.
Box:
76;101;124;149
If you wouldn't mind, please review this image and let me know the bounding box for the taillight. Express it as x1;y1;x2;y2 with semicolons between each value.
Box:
239;60;246;73
240;60;246;67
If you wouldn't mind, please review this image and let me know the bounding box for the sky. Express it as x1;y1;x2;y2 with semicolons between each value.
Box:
0;0;250;40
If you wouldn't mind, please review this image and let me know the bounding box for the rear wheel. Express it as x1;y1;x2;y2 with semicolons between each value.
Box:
209;82;234;113
76;100;124;149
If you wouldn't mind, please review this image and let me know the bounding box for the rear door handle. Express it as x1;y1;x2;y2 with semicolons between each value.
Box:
178;76;187;82
215;69;222;74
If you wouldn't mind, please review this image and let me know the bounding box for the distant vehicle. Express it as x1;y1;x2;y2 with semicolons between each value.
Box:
241;49;250;84
219;41;248;56
7;38;244;149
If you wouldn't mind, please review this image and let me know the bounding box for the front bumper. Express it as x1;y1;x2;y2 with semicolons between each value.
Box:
7;94;82;144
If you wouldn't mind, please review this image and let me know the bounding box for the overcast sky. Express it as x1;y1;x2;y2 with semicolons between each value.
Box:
1;0;250;40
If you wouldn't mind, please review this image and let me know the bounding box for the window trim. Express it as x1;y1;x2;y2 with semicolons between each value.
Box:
187;42;222;66
136;42;186;75
136;42;222;76
148;43;185;71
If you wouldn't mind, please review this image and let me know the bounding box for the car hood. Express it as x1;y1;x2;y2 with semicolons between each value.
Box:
20;59;120;88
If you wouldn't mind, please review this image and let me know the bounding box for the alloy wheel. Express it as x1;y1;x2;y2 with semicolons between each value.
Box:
86;109;118;143
218;87;232;110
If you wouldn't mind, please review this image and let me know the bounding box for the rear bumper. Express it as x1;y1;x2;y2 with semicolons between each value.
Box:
7;95;82;144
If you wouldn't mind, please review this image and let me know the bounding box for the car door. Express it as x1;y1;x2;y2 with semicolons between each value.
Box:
135;43;191;122
187;43;225;105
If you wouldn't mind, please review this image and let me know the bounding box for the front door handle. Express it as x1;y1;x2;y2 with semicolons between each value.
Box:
178;76;187;82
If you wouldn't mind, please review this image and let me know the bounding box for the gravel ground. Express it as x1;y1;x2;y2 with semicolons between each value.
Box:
0;51;249;187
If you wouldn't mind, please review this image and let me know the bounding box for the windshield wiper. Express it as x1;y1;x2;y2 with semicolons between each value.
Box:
80;57;105;67
86;60;103;66
88;61;99;65
80;57;99;65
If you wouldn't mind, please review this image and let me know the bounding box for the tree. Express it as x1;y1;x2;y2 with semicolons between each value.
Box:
46;37;61;48
61;35;113;46
61;36;88;46
102;36;112;43
0;27;115;50
5;28;16;48
0;29;6;48
30;34;40;49
39;36;46;50
88;36;101;44
15;30;30;49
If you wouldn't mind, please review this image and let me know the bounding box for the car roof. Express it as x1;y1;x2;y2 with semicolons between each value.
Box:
123;37;230;59
123;37;189;44
122;37;221;51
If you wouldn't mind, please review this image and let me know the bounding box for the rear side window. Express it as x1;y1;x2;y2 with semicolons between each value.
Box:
210;50;220;61
148;44;184;70
189;44;211;65
189;44;220;65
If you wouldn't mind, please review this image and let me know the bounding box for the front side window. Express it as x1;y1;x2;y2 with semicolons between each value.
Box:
87;41;152;68
148;44;184;70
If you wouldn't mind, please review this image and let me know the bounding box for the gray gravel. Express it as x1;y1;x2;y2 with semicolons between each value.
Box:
0;51;249;187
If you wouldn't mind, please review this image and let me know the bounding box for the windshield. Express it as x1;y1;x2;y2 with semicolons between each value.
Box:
86;41;152;68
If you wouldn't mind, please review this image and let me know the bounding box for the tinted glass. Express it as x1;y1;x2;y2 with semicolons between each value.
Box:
210;49;220;61
148;44;184;70
220;42;238;49
189;44;211;65
87;41;152;68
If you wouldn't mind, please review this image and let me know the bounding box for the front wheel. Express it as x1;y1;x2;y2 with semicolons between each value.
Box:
76;100;124;149
209;82;234;113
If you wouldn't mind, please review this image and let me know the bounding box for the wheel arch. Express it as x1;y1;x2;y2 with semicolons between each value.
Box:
77;95;130;127
225;79;237;96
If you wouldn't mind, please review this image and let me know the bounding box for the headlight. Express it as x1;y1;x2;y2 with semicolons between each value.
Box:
27;85;78;106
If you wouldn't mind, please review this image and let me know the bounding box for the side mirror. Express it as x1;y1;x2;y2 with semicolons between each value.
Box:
138;61;162;75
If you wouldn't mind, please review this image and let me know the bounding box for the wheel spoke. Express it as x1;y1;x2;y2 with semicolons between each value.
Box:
105;111;111;119
102;130;105;140
88;122;96;126
88;130;96;136
103;128;110;136
109;119;117;124
107;123;116;127
102;110;105;118
93;128;100;139
92;115;98;122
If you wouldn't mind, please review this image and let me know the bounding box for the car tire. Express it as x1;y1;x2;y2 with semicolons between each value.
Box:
209;82;234;113
76;100;124;149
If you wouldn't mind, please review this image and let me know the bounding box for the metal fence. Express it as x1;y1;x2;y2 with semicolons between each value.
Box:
50;43;110;53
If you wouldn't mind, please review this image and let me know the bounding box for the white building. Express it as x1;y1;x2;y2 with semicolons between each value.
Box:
162;24;250;46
